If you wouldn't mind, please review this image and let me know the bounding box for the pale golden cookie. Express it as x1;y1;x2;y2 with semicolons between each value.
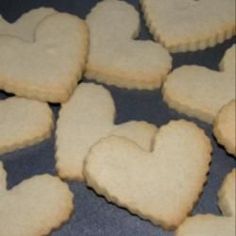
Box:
0;13;88;103
0;162;74;236
56;83;157;181
163;45;235;123
176;169;236;236
0;97;53;155
84;120;212;229
141;0;236;52
0;8;57;41
214;100;236;156
85;0;171;90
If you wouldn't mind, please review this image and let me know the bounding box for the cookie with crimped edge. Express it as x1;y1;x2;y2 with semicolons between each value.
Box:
84;120;212;229
176;169;236;236
85;0;171;90
163;45;235;123
141;0;235;53
0;7;57;41
0;97;53;155
0;12;88;103
0;162;74;236
214;100;236;156
56;83;157;181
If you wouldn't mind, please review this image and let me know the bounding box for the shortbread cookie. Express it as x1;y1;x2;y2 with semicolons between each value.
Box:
0;8;57;41
85;0;171;90
0;162;73;236
84;120;212;229
0;97;53;155
163;45;235;123
214;100;236;156
0;13;88;103
176;169;236;236
56;83;157;181
141;0;236;52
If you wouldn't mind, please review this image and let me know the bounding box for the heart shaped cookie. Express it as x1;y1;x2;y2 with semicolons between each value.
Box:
163;45;235;123
85;0;171;90
0;162;73;236
176;169;235;236
141;0;236;52
56;83;157;181
0;13;88;103
0;97;53;155
0;8;57;41
84;120;212;229
214;100;236;156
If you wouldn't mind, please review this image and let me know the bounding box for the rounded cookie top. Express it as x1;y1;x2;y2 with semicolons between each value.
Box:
141;0;235;52
0;97;53;155
163;45;235;123
0;12;89;103
84;120;212;229
85;0;171;90
214;100;236;156
0;162;74;236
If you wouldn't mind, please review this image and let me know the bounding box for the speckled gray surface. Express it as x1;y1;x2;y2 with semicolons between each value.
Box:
0;0;235;235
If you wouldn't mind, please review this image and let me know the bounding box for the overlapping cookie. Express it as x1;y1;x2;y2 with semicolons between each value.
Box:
141;0;236;52
0;97;53;155
84;120;212;229
163;45;235;123
214;100;236;156
0;7;57;41
0;11;88;103
85;0;171;90
0;162;73;236
176;169;236;236
56;83;157;181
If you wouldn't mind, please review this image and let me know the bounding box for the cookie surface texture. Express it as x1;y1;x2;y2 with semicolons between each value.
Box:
214;100;236;156
163;45;235;123
0;12;88;103
56;83;157;181
84;120;212;229
0;97;53;155
0;7;57;41
141;0;236;52
85;0;171;90
0;162;74;236
176;169;236;236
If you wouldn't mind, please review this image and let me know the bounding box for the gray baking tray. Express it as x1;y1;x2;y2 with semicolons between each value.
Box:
0;0;235;235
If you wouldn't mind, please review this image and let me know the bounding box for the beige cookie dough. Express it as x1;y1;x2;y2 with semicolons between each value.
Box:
0;97;53;155
84;120;212;229
0;162;74;236
163;45;235;123
56;83;157;181
0;7;57;41
85;0;171;90
214;100;236;156
141;0;235;52
0;12;88;103
176;169;236;236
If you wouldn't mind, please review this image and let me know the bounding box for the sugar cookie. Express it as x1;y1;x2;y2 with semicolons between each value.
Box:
0;97;53;155
0;13;88;103
0;162;73;236
163;45;235;123
85;0;171;90
84;120;212;229
56;83;157;181
176;169;236;236
141;0;236;52
0;8;57;41
214;100;236;156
